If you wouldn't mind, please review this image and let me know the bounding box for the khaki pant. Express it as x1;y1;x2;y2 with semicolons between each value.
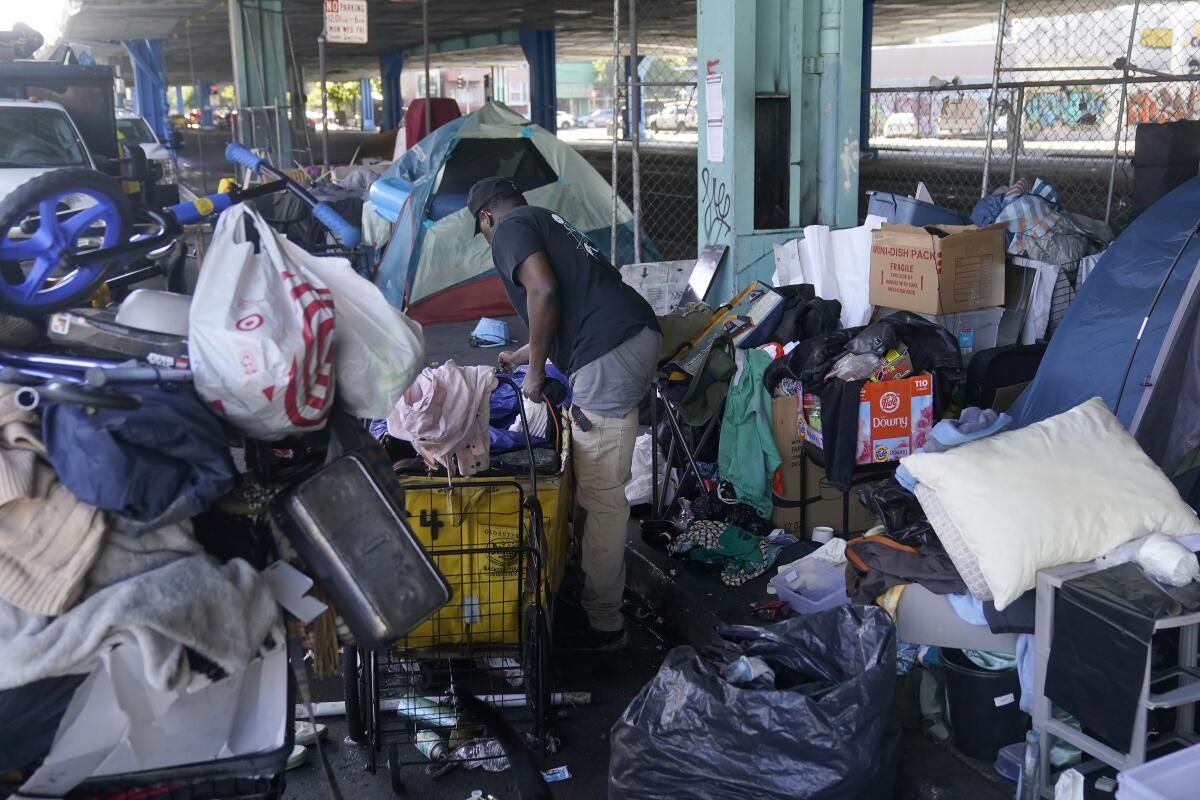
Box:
571;406;639;632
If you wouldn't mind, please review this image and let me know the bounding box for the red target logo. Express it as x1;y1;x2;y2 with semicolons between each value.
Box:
236;313;264;331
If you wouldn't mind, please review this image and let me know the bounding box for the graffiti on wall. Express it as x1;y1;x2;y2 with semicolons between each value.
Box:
700;167;732;242
1126;85;1200;125
1023;89;1107;129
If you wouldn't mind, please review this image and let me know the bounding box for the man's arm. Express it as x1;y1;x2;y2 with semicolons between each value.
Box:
513;251;560;400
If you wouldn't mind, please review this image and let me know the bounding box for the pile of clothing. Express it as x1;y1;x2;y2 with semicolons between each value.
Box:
970;177;1112;266
0;383;282;781
374;361;570;477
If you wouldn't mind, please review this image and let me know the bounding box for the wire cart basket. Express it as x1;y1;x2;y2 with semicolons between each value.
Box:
345;379;572;795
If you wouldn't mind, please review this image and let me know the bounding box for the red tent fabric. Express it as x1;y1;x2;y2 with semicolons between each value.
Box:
405;99;462;150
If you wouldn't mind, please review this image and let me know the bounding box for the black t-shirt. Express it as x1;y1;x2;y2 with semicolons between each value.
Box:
489;205;659;374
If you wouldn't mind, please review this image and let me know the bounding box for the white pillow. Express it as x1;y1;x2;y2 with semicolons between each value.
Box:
901;397;1200;609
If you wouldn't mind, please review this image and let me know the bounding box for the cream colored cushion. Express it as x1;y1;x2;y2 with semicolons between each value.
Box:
902;397;1200;609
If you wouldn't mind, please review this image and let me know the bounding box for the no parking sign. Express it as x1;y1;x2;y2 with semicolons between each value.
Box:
324;0;368;44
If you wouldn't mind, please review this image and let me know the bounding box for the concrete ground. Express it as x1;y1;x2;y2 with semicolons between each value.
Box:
281;317;1017;800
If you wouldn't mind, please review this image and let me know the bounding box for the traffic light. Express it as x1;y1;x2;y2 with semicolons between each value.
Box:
210;83;219;95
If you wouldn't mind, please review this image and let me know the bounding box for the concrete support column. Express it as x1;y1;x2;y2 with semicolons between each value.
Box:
122;39;171;147
198;84;214;127
697;0;862;299
360;79;376;131
227;0;292;167
174;85;185;115
379;50;404;130
518;28;557;133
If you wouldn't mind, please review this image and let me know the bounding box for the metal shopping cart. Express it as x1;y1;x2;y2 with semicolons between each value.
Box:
345;387;573;796
0;144;364;800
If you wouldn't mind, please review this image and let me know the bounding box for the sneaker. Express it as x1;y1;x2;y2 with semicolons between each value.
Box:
286;744;308;770
555;625;629;651
294;721;327;747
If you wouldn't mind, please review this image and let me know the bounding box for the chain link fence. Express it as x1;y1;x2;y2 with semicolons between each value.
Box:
607;0;699;266
865;1;1200;232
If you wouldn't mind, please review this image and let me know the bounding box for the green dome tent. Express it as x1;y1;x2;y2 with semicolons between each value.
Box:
373;102;653;324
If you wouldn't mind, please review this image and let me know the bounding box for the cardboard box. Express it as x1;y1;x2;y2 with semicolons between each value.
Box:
770;395;878;536
869;223;1006;314
800;374;935;465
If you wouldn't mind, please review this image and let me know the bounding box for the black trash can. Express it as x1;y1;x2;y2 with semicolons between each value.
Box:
942;647;1028;761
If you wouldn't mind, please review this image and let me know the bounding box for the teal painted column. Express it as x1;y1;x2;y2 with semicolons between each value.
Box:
697;0;861;301
227;0;292;167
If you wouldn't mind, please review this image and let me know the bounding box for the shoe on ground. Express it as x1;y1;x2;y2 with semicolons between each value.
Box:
286;744;308;770
294;721;328;747
555;625;628;651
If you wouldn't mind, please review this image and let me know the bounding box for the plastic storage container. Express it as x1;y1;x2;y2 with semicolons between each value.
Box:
769;558;848;614
941;647;1029;761
1117;742;1200;799
866;191;971;227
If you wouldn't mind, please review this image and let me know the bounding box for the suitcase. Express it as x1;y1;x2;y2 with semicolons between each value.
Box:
274;423;451;648
964;342;1047;411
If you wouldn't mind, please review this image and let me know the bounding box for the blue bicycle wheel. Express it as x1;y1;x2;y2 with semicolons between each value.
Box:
0;168;132;316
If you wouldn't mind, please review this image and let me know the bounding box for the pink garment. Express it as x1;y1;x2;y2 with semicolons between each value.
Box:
386;360;497;477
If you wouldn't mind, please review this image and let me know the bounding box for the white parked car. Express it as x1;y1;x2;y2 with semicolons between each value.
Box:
0;98;95;201
116;109;179;203
556;110;576;129
882;111;920;139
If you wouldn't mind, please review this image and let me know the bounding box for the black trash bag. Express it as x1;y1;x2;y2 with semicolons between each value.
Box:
763;327;862;394
844;311;964;385
889;520;938;548
609;606;900;800
857;478;926;533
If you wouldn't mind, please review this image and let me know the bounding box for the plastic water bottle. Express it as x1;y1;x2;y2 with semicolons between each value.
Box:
1016;729;1041;800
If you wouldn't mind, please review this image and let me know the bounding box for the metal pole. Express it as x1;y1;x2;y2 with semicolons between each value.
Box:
1008;84;1025;185
185;20;208;195
629;0;641;264
981;0;1009;198
423;0;432;135
610;0;620;262
1106;0;1142;225
319;32;329;173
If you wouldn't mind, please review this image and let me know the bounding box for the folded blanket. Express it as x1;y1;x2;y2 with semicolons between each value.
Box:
0;553;280;692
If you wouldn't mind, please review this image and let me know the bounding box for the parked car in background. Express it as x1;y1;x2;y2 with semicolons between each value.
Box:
582;108;613;128
0;98;95;201
882;111;920;138
115;109;180;205
648;103;697;133
556;110;576;129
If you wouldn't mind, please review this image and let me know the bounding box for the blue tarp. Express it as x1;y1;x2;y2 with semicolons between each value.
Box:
1009;176;1200;429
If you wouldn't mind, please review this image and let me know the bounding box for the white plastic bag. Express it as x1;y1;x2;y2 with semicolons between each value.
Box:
1054;768;1084;800
626;433;675;507
1137;533;1200;587
189;204;336;439
302;254;424;418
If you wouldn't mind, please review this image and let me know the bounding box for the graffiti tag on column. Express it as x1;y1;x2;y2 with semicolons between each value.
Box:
701;167;732;242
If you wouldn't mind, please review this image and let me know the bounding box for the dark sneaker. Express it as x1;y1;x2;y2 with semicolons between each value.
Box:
555;625;629;651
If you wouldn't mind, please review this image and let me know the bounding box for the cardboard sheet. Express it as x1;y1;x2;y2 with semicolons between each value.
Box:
17;646;287;797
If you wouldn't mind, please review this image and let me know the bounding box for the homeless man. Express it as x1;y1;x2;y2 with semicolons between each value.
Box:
470;177;661;650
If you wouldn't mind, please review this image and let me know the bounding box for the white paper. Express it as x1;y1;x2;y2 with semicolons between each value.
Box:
706;119;724;163
20;645;287;797
263;561;329;624
705;74;724;163
620;260;696;314
705;74;724;122
915;181;934;204
772;216;885;328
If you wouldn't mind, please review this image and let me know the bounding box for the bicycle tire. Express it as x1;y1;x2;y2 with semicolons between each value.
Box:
0;168;132;317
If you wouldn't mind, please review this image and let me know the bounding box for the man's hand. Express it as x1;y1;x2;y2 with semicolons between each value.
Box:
497;344;531;373
522;365;546;401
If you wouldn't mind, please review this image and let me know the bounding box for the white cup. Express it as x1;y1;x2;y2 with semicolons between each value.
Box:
812;526;835;544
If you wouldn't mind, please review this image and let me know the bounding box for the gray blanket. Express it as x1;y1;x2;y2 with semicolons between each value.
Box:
0;543;281;692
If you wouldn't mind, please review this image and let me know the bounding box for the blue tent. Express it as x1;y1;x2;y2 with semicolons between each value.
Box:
1009;176;1200;482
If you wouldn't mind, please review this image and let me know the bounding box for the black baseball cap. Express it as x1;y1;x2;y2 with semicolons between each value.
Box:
468;177;523;234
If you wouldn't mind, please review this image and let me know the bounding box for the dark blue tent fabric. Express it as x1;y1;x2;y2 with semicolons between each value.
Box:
43;386;236;528
1008;176;1200;429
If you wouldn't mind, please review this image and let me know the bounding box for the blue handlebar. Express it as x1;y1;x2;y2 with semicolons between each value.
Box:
313;202;361;247
225;142;264;174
